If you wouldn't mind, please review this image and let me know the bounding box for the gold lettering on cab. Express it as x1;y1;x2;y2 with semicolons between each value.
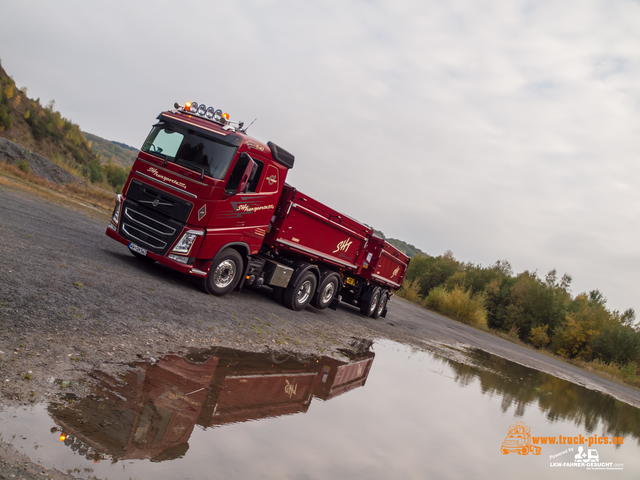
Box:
333;238;353;254
237;204;275;213
147;167;187;190
247;142;265;152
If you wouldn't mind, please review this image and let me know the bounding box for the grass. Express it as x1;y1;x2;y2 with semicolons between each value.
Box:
424;286;487;328
399;282;488;329
0;160;114;219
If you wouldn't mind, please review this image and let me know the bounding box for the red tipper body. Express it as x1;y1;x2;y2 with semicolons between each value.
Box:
264;184;373;273
106;101;410;317
359;236;410;290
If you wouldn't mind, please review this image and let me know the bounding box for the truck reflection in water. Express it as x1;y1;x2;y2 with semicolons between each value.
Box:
48;346;375;464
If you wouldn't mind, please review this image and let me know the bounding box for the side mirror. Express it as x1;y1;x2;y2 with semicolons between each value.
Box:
225;153;257;196
237;157;256;194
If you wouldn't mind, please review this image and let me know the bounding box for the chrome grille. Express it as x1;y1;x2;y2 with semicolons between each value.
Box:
121;223;167;249
124;207;176;236
118;200;185;254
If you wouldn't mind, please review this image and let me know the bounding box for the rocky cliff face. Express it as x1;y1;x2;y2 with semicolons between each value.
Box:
0;137;87;186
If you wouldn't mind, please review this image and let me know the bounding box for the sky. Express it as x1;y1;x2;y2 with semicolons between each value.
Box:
1;0;639;313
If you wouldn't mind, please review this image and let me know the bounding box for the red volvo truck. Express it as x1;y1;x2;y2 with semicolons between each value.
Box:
106;101;409;317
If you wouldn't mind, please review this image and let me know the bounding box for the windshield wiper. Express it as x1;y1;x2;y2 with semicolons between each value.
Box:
142;147;172;167
175;159;206;181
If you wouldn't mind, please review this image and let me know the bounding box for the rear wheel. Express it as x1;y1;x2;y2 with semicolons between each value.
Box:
283;271;317;311
360;287;381;317
372;291;388;319
204;249;243;296
311;276;339;310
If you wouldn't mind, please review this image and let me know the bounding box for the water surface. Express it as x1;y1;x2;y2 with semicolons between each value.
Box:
1;341;638;479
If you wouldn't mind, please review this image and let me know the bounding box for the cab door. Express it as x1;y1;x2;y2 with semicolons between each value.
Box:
205;152;284;255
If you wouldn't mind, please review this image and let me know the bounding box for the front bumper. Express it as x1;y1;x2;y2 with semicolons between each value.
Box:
106;224;210;277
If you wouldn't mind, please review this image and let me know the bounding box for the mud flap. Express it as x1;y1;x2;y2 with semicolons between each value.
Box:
329;295;342;311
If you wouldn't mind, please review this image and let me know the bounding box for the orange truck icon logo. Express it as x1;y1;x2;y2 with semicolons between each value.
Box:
501;422;541;455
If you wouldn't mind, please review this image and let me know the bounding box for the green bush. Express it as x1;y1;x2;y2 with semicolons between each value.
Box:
591;322;640;365
16;159;30;173
425;285;487;328
397;278;422;303
0;95;11;130
103;162;129;192
81;156;105;184
551;293;610;359
529;324;550;348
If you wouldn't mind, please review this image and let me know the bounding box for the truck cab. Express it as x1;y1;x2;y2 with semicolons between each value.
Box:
106;102;294;294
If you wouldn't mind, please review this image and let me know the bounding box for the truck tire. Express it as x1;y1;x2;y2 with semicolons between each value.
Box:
360;287;381;317
372;291;388;319
204;249;243;296
283;271;317;311
311;275;339;310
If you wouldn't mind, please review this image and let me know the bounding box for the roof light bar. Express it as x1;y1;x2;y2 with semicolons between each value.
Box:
176;101;242;129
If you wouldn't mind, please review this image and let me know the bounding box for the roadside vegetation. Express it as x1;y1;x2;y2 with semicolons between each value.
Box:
398;251;640;388
0;60;130;194
0;160;114;216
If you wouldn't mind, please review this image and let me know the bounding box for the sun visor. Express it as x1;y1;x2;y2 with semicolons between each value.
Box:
267;141;295;169
156;114;243;147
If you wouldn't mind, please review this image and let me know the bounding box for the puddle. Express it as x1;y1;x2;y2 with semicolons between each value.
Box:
1;341;639;479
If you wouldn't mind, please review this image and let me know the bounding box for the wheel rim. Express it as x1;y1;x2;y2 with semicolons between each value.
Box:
213;260;236;288
377;295;387;315
297;280;312;304
321;282;335;304
369;293;379;314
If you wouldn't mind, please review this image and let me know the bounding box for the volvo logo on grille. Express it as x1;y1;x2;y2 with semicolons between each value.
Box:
140;198;171;208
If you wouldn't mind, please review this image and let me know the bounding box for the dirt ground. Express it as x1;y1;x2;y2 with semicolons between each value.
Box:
1;178;640;478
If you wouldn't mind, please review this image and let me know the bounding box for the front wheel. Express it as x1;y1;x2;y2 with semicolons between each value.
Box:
204;249;243;296
283;271;317;311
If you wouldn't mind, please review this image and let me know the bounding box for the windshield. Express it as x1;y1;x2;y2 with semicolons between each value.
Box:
141;124;238;179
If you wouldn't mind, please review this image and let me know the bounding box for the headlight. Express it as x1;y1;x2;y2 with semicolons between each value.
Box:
111;195;122;225
172;229;203;254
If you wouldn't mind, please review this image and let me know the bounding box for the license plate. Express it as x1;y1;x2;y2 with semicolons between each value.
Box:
129;243;148;256
346;277;355;286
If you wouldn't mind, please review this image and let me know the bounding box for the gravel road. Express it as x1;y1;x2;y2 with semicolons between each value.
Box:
1;179;640;414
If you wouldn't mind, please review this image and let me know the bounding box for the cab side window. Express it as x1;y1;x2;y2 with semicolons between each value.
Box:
246;159;264;193
226;154;264;194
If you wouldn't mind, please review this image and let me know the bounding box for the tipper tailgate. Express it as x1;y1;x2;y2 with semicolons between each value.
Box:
266;185;373;272
362;236;410;289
